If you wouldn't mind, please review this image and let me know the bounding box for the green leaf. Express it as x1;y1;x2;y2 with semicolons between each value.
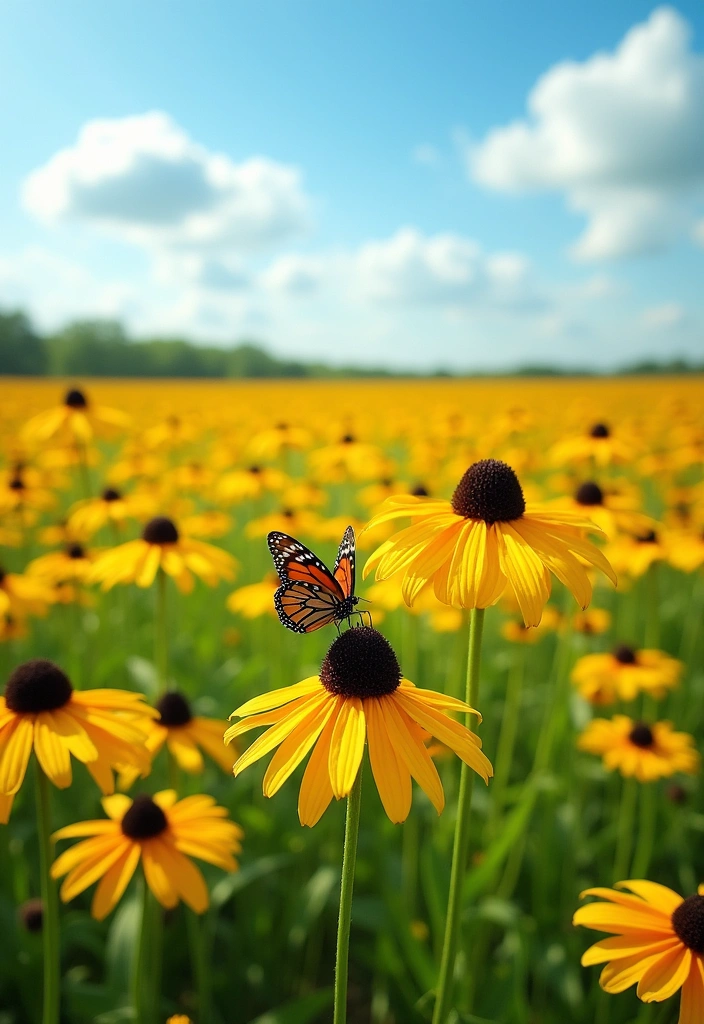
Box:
246;989;332;1024
211;853;292;909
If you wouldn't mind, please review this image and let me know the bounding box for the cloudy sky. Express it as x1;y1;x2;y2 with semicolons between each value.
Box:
1;1;703;370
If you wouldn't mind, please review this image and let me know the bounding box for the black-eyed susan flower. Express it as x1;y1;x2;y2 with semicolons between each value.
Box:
89;516;236;593
501;606;561;644
554;480;653;538
362;459;616;626
574;880;704;1019
216;465;288;504
0;660;156;822
550;422;635;467
578;717;699;781
22;388;130;445
67;487;155;539
0;567;55;619
120;692;235;784
606;529;669;579
28;543;96;586
51;790;242;919
571;646;682;705
226;574;279;619
668;529;704;573
225;626;492;826
572;607;612;635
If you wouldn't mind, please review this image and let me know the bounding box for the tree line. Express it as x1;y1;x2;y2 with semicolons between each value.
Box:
0;308;701;378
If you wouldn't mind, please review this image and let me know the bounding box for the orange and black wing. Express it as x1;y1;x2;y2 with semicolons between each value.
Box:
274;581;340;633
267;532;344;598
333;525;356;599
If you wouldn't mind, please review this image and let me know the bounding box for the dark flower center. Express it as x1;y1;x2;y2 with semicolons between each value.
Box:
19;899;44;933
411;484;429;497
590;423;610;438
67;544;85;559
156;691;192;727
380;477;394;488
102;487;121;502
9;477;24;491
65;389;87;409
613;645;637;665
451;459;525;524
672;895;704;954
121;794;169;840
142;517;179;544
629;722;654;748
575;482;604;506
320;626;401;699
248;465;262;475
341;434;356;444
636;530;658;544
281;508;295;519
5;660;73;713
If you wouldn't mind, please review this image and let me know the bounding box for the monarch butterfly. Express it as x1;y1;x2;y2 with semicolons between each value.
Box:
267;526;361;633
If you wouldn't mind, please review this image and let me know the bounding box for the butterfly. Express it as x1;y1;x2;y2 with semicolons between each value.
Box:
267;526;360;633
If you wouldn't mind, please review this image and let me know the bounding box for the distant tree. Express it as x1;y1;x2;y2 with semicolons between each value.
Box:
47;320;131;375
0;310;47;374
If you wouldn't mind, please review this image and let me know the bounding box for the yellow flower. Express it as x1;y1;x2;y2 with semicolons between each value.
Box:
571;647;682;705
572;607;612;635
550;422;635;466
574;880;704;1020
668;529;704;573
51;790;242;919
28;543;97;585
226;626;492;826
216;465;288;504
0;568;56;618
362;459;616;626
606;529;669;579
67;488;156;539
577;717;699;781
89;516;236;593
120;692;235;785
553;480;653;538
22;387;130;444
0;660;156;822
227;575;279;619
245;507;321;539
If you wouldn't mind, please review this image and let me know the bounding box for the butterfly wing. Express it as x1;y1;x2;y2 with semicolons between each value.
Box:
267;532;343;597
274;581;340;633
333;525;356;598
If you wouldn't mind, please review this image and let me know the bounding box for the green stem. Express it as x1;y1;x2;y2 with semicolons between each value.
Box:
487;649;524;836
131;878;150;1024
187;908;212;1024
644;563;660;650
155;569;168;694
333;765;363;1024
613;778;639;882
432;607;485;1024
35;767;60;1024
631;783;657;879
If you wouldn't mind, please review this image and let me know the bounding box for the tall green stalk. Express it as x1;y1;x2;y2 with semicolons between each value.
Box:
35;767;60;1024
432;607;485;1024
154;568;168;694
613;778;639;881
131;878;150;1023
187;908;212;1024
333;765;363;1024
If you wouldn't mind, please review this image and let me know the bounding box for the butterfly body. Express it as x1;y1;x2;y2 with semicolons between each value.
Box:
268;527;359;633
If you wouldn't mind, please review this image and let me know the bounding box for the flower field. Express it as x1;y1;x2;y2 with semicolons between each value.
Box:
1;374;704;1024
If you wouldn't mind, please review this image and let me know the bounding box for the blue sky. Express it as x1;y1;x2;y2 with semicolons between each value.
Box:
1;1;703;370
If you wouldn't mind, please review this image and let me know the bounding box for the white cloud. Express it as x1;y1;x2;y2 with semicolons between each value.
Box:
353;228;540;312
261;254;324;294
693;219;704;246
641;302;686;329
22;111;310;253
469;7;704;260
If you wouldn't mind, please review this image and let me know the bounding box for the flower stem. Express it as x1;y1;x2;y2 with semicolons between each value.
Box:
35;767;60;1024
432;606;485;1024
631;783;657;879
154;568;168;694
613;777;638;881
333;765;363;1024
131;878;149;1023
187;908;212;1024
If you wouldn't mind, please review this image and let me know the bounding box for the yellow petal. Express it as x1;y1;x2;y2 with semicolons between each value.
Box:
364;697;412;824
328;697;366;799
